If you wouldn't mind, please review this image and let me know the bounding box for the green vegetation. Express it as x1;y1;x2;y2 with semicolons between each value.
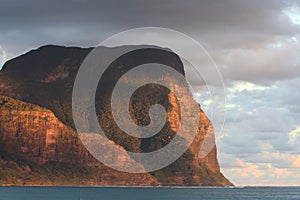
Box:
0;152;93;186
0;95;46;112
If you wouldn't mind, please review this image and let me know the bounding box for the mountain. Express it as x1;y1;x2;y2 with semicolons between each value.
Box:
0;45;232;186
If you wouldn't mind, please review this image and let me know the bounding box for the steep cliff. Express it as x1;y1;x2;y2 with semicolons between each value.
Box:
0;95;157;186
0;45;232;186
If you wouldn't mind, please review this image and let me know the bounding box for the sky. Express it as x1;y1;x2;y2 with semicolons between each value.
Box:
1;0;300;186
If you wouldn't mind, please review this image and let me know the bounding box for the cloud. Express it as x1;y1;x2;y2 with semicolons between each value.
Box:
0;0;299;65
214;36;300;85
217;75;300;185
289;127;300;146
0;45;8;68
283;5;300;25
292;155;300;168
220;152;300;186
1;0;300;186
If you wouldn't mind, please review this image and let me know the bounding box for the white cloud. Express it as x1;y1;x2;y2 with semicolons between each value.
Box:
228;81;269;93
0;45;7;68
221;151;300;186
289;126;300;145
283;5;300;25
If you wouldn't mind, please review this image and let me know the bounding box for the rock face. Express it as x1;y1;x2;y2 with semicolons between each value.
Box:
0;96;85;165
0;95;157;186
0;45;232;186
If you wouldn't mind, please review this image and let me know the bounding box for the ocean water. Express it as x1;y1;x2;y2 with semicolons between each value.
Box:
0;186;300;200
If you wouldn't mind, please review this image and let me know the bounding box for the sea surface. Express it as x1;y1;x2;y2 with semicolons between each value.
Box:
0;186;300;200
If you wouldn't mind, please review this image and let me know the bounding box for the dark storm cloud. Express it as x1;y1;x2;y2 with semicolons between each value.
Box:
1;0;299;48
0;0;298;34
